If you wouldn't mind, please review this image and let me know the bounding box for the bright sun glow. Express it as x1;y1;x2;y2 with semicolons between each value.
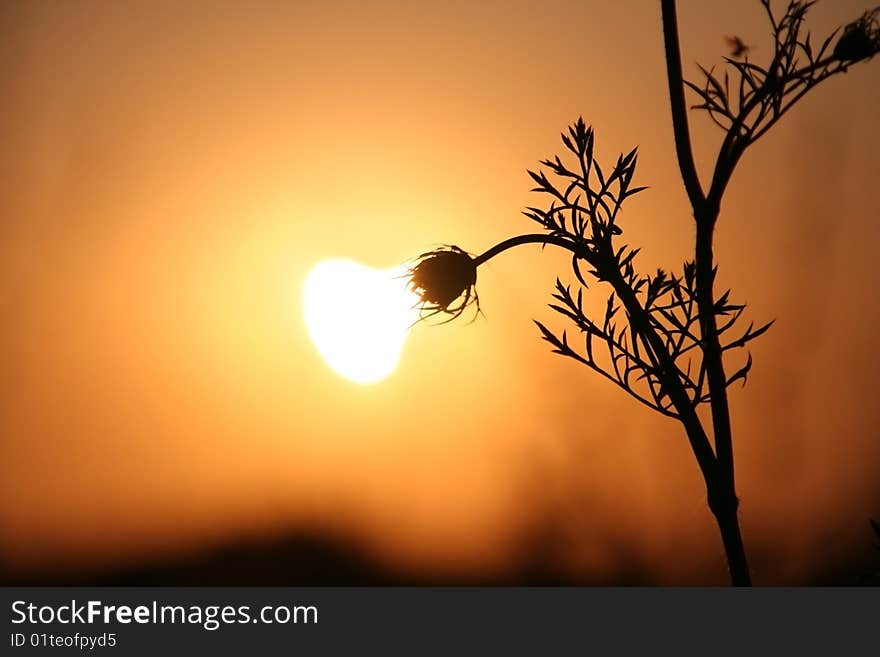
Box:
303;259;421;384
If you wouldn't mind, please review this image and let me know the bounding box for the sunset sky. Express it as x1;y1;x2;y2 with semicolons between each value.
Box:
2;0;879;585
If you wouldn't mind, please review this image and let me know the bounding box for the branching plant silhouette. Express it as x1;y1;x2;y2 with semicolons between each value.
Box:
405;0;879;586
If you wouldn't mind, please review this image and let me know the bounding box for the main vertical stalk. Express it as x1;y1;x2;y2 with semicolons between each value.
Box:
660;0;751;586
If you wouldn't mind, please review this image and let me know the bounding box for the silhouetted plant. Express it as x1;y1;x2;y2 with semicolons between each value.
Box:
407;1;879;586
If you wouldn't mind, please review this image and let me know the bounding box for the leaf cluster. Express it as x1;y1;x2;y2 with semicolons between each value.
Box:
687;1;878;149
528;120;770;420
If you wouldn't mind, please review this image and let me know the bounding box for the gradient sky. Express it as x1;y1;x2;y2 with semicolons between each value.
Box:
2;0;879;584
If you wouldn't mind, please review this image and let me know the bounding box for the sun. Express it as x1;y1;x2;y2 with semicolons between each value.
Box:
303;259;421;384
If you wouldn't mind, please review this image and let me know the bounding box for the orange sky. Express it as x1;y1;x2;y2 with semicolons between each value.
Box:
2;0;879;584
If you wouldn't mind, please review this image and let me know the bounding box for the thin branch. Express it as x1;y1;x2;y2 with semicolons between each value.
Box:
661;0;706;211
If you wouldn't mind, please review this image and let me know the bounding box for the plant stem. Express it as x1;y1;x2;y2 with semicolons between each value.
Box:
660;0;705;209
661;0;750;586
473;233;588;266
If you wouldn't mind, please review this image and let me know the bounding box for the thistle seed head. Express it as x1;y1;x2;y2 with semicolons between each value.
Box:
834;8;880;63
406;245;480;323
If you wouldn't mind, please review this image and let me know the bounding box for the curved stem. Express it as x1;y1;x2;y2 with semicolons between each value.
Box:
473;233;587;266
